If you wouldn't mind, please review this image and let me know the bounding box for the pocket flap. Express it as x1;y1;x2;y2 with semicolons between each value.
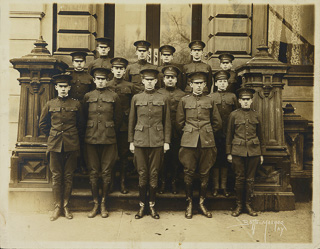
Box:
152;100;164;106
249;119;259;124
252;137;260;144
235;119;245;125
156;125;163;131
135;124;144;131
201;104;212;109
232;138;242;145
183;126;193;132
105;121;115;128
65;107;78;112
87;120;94;127
87;97;98;103
136;101;148;106
49;107;61;112
102;97;114;103
185;102;196;109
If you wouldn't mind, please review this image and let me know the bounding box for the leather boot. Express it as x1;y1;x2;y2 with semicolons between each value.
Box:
149;187;160;219
212;168;219;197
185;183;193;219
63;183;73;219
245;181;257;216
199;184;212;218
50;185;62;221
135;185;147;219
232;185;243;217
88;182;99;218
171;179;178;194
221;167;230;197
120;161;128;194
101;182;110;218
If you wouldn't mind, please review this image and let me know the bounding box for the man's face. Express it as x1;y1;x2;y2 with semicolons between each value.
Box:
190;81;206;95
215;79;229;91
72;59;85;71
55;83;71;97
161;53;173;64
239;97;253;109
190;49;203;61
220;62;233;70
135;49;148;60
142;77;157;91
94;76;108;89
111;66;126;79
96;44;110;56
163;75;177;88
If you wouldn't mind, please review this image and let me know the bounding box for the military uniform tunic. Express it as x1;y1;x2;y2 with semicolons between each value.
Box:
124;60;158;93
87;56;113;80
68;70;94;101
128;89;171;188
182;61;212;94
176;93;222;185
83;88;122;184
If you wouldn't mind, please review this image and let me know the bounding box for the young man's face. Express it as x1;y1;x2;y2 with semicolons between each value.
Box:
161;53;173;64
94;76;108;89
72;59;85;71
220;62;233;71
190;49;203;61
111;66;126;79
239;97;253;109
55;82;71;97
163;75;177;88
135;49;148;60
215;79;229;91
96;44;110;56
142;77;157;91
190;81;206;95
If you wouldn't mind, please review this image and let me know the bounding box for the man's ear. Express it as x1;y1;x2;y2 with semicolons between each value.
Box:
106;47;111;53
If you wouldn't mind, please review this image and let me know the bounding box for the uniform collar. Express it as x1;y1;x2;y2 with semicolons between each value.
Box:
192;92;203;97
218;90;227;93
241;108;251;112
138;59;148;65
74;69;84;72
165;86;176;92
114;77;123;84
97;87;107;92
192;60;202;63
145;89;156;94
58;95;69;100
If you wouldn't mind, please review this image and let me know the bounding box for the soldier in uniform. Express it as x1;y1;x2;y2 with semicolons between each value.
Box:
211;54;240;93
39;73;84;221
83;67;122;218
128;68;171;219
106;57;136;194
87;37;113;80
157;65;186;194
208;71;238;197
68;51;94;174
182;40;212;95
124;40;157;93
157;45;182;89
176;71;222;219
226;87;265;217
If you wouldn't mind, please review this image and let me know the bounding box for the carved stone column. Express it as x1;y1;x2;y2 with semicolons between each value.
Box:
10;37;68;188
236;44;295;211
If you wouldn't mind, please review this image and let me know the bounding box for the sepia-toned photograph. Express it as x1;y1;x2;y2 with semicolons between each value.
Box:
0;0;319;248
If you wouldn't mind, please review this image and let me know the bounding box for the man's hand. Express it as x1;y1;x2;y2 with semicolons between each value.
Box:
130;142;135;154
260;155;264;165
227;154;232;163
164;143;170;153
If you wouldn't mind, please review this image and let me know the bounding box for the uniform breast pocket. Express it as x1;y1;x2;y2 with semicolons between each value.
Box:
120;87;132;94
49;107;61;113
65;106;78;120
185;102;197;117
136;101;148;116
105;121;116;137
248;118;259;133
101;97;115;112
130;69;141;83
87;97;98;112
152;100;164;117
201;103;212;116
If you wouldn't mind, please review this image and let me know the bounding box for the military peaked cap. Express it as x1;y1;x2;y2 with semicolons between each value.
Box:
162;65;180;77
237;87;255;98
52;73;72;84
95;37;112;46
189;40;206;49
159;45;176;54
70;51;88;61
90;67;111;77
214;70;230;81
140;68;159;79
218;53;235;63
188;71;208;82
110;57;129;68
134;40;151;50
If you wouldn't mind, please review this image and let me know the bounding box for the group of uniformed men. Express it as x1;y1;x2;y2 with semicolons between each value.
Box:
39;37;265;221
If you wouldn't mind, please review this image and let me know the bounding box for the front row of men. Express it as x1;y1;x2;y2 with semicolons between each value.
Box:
39;60;265;221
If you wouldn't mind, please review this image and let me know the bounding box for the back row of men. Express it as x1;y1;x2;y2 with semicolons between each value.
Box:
39;37;265;222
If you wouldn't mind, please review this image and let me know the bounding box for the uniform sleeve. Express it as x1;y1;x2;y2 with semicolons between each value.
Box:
257;113;266;154
124;65;131;82
39;102;51;136
176;98;185;133
128;96;137;143
163;96;171;144
226;113;235;154
211;101;222;133
207;65;213;95
76;101;85;141
113;94;123;132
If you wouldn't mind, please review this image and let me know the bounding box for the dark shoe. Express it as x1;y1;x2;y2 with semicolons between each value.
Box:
101;203;109;218
149;205;160;219
231;204;242;217
221;189;230;197
159;181;165;194
135;204;145;219
212;189;218;197
246;204;258;216
88;203;99;218
172;181;178;194
185;198;192;219
50;206;61;221
63;207;73;219
199;197;212;218
120;180;128;194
